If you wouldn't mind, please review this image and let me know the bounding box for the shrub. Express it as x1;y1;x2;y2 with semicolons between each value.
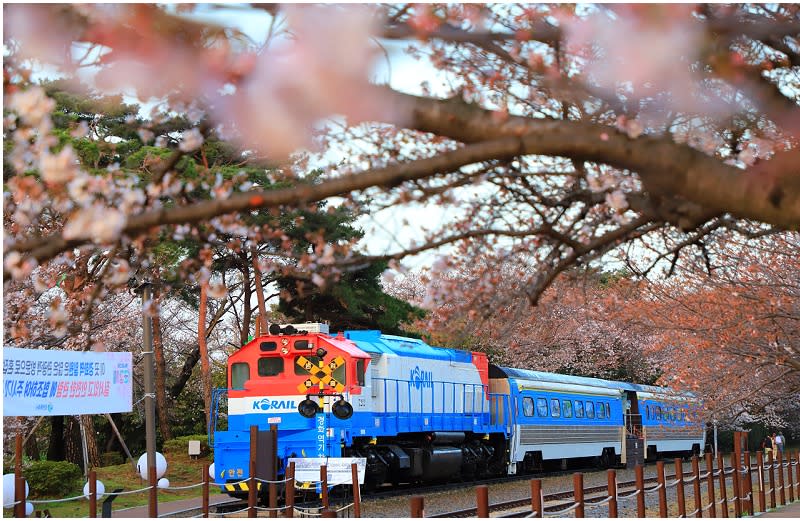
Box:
100;452;123;467
162;435;210;456
24;460;82;498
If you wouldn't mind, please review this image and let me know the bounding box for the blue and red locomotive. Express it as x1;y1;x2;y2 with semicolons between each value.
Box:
210;323;704;495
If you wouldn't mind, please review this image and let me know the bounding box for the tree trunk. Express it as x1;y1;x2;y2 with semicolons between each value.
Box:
252;248;268;336
240;254;252;345
64;416;99;471
47;416;65;461
169;301;230;400
198;282;212;432
152;294;173;441
24;435;40;461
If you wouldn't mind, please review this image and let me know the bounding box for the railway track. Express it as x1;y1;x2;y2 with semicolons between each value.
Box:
159;462;704;518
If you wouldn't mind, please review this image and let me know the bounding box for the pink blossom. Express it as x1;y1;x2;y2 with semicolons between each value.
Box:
9;86;55;128
311;273;326;288
40;146;80;184
605;190;628;211
207;282;228;300
62;204;127;243
179;128;204;152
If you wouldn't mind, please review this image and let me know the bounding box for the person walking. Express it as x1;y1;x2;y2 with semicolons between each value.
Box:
762;434;773;458
774;432;785;454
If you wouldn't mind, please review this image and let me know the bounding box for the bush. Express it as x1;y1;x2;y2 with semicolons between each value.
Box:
162;435;210;456
101;452;123;467
24;460;82;498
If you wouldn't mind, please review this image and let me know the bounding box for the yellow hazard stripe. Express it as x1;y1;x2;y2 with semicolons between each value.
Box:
224;482;262;492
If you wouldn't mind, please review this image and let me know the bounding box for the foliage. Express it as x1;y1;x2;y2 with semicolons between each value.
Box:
24;460;82;498
162;435;211;456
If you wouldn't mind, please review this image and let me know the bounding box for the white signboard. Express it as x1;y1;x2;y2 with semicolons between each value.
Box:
2;348;132;416
289;457;366;486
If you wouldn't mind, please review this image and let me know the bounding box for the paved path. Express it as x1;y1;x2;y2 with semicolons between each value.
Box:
750;499;800;518
112;494;237;518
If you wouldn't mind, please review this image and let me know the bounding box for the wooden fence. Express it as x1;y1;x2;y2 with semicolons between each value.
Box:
409;450;800;518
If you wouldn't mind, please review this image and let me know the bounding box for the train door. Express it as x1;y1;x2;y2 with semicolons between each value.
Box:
625;391;643;436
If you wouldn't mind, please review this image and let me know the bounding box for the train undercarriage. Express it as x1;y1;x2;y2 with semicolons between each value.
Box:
347;431;508;490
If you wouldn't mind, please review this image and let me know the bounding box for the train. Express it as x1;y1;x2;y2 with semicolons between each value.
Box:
209;323;705;497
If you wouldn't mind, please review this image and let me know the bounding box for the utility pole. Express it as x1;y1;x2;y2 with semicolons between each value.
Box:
136;282;158;516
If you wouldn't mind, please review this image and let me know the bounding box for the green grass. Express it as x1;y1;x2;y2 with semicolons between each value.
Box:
8;450;213;518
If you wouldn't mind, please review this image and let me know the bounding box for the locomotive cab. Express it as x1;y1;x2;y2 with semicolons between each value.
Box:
212;323;371;497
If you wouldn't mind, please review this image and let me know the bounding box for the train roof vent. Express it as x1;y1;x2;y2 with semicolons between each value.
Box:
280;322;329;334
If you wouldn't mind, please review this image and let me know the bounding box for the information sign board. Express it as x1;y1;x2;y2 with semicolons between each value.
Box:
2;347;132;416
288;457;366;486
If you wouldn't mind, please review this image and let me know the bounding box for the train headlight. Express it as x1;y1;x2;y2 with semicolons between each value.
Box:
332;398;353;420
298;398;320;418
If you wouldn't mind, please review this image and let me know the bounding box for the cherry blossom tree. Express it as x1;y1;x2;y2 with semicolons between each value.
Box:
613;233;800;427
4;3;800;376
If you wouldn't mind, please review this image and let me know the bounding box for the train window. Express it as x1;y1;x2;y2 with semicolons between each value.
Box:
522;397;534;417
646;405;651;420
605;403;611;418
575;400;584;418
259;341;277;352
294;340;311;350
550;398;561;418
597;402;606;419
231;362;249;390
536;398;548;417
294;355;346;385
655;406;662;420
356;359;366;386
562;400;573;418
586;401;595;419
258;357;284;377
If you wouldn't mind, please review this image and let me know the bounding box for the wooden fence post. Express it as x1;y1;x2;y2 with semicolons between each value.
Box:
635;464;646;518
14;434;24;519
285;461;295;518
691;455;702;518
743;451;754;515
768;450;776;509
149;465;158;519
531;479;543;518
778;451;786;506
795;450;800;499
351;463;361;518
607;469;618;518
705;452;717;518
730;453;742;517
717;452;729;518
410;496;424;518
786;452;794;503
89;469;97;518
476;485;489;518
321;465;329;509
248;425;257;518
675;458;687;518
202;463;209;518
756;451;765;514
573;472;585;518
657;460;668;518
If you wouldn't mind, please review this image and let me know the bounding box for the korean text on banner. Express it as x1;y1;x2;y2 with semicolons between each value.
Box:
2;348;133;416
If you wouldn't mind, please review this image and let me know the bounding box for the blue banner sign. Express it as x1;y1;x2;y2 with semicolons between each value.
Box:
2;348;132;416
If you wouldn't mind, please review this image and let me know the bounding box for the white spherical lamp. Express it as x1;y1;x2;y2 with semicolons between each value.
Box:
208;463;215;480
3;474;28;507
24;501;34;516
157;478;170;489
83;480;105;499
137;452;168;480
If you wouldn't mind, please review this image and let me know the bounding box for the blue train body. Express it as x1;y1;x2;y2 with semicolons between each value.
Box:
210;326;705;495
